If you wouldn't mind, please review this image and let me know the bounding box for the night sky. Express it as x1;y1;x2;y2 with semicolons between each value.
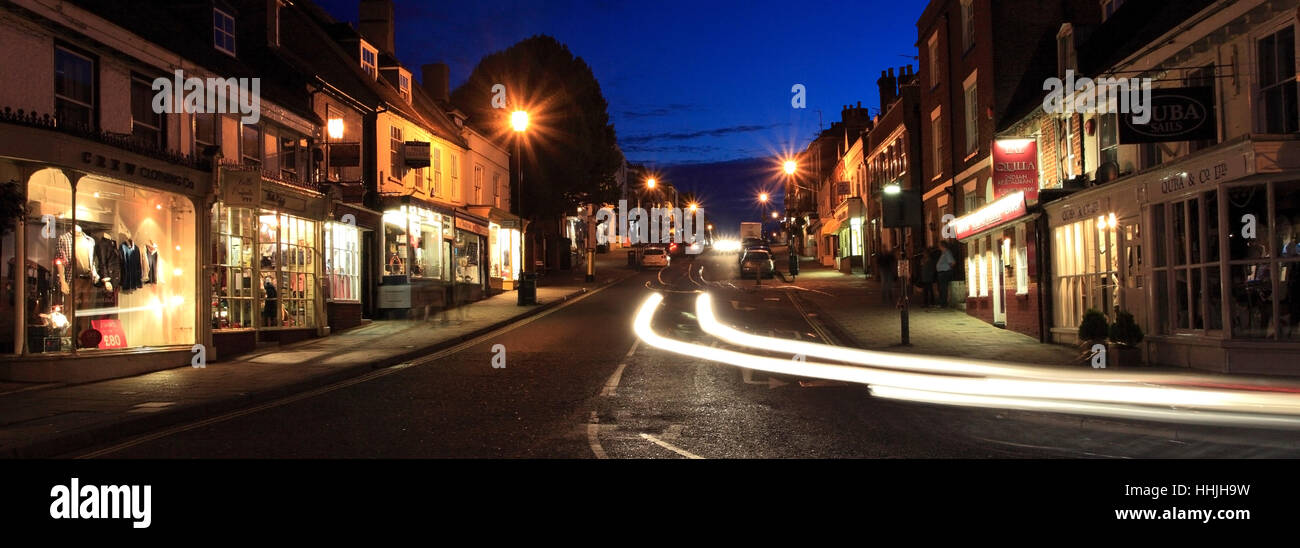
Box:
315;0;930;232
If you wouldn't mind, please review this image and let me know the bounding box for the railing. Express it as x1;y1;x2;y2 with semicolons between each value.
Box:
219;159;319;192
0;107;212;171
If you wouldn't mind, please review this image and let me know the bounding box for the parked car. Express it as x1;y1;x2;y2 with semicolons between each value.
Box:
739;238;771;263
739;249;775;278
641;246;670;268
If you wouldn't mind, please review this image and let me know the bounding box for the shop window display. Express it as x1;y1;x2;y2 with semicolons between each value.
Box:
325;222;360;301
22;169;195;353
383;205;444;279
454;230;482;284
211;204;257;329
259;212;317;328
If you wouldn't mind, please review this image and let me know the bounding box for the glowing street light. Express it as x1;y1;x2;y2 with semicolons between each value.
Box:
510;110;530;132
758;192;769;203
783;160;797;175
646;177;657;189
688;202;698;212
771;211;779;219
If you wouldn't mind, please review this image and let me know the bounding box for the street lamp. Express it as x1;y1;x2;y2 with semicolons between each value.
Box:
771;211;779;219
511;109;532;296
758;192;769;203
783;160;797;175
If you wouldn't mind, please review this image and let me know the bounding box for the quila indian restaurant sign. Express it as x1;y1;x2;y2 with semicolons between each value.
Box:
951;190;1028;240
993;138;1039;202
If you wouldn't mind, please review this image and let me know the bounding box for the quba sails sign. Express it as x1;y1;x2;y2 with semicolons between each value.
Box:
1119;86;1216;144
993;139;1039;202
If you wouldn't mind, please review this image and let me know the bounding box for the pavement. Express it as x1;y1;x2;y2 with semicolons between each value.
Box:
0;250;636;458
783;256;1082;367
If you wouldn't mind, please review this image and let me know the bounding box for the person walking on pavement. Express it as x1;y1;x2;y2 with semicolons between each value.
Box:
936;240;955;307
879;247;898;305
920;246;938;308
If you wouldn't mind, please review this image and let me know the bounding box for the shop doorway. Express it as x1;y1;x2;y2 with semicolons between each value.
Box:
1120;218;1145;329
993;237;1007;326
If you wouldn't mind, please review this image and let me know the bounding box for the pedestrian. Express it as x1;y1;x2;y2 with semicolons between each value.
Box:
936;241;955;308
879;247;897;305
920;246;938;307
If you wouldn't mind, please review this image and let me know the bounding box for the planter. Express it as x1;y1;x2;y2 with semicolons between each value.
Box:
1107;343;1143;369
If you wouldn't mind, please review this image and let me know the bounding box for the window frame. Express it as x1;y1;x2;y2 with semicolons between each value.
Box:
53;44;97;130
963;71;979;156
214;8;237;57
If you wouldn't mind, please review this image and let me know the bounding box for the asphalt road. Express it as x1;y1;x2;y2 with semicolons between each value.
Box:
78;248;1300;458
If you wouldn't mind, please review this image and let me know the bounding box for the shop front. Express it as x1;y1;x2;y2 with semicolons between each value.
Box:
453;212;489;303
833;197;865;273
952;190;1043;339
0;131;208;383
467;205;522;293
1043;181;1143;347
1043;137;1300;374
210;167;328;357
377;195;456;318
324;198;379;332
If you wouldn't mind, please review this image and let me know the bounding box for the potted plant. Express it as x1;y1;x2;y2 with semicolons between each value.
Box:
1107;311;1145;368
1076;309;1109;366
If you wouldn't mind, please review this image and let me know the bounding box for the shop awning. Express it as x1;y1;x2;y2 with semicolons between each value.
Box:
466;205;523;229
819;216;842;236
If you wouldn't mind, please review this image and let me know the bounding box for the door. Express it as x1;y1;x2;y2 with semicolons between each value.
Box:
992;236;1007;326
1120;219;1146;329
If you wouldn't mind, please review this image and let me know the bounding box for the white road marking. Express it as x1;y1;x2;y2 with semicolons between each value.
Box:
588;411;609;459
640;433;704;459
600;339;640;397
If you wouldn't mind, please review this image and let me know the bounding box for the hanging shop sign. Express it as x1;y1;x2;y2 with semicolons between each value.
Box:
403;141;431;168
442;214;455;239
1119;87;1216;144
992;139;1040;201
329;142;361;167
835;181;851;196
952;190;1027;240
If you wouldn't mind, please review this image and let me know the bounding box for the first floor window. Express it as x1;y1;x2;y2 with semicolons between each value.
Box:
54;46;95;129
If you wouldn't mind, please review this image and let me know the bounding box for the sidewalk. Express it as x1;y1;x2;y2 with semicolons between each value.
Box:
786;256;1080;367
0;251;635;458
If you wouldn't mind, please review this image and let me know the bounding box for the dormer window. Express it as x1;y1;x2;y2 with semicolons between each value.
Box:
214;8;236;56
399;71;411;103
361;43;378;79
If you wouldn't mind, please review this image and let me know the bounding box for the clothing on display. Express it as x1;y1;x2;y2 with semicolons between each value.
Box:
92;233;122;290
119;240;144;291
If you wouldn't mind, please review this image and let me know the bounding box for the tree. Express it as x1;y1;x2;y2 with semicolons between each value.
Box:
451;35;624;220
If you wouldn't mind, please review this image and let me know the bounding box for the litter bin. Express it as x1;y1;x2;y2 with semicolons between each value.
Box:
788;250;800;276
517;272;538;306
627;250;637;267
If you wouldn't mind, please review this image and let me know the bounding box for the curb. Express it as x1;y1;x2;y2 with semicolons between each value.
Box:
6;271;638;459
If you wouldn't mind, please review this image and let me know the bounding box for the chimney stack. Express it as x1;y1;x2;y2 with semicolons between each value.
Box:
877;68;898;111
359;0;395;55
422;63;450;103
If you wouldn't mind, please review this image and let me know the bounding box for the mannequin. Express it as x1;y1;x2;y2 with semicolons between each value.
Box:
144;240;158;285
120;234;143;292
93;231;121;293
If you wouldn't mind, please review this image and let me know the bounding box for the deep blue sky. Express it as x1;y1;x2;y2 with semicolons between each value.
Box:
315;0;929;166
315;0;930;231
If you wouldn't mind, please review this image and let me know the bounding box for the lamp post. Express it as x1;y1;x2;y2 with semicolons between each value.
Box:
511;110;534;306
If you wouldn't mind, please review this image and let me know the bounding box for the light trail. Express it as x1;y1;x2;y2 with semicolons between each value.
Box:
631;292;1300;428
